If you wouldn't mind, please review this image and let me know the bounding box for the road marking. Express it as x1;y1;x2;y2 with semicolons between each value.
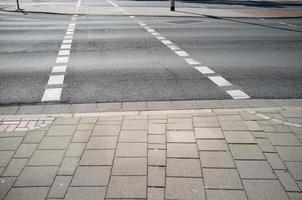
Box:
52;65;67;73
56;56;69;64
58;50;70;56
226;90;250;99
61;44;71;49
174;50;189;57
156;36;166;40
41;88;62;101
278;22;287;25
62;40;72;44
195;66;215;74
161;40;173;45
184;58;201;65
167;44;180;51
208;76;232;87
64;35;73;39
47;75;65;85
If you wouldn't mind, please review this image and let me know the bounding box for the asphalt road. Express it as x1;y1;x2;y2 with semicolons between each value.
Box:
0;0;302;104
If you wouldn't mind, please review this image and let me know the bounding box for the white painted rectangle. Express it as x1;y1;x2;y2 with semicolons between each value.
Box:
58;50;70;56
47;75;65;85
195;66;215;74
64;35;73;39
61;44;71;49
167;45;180;51
208;76;232;87
151;32;159;36
62;40;72;44
67;28;74;32
156;36;166;40
41;88;62;101
161;40;173;45
66;31;74;35
52;65;67;73
226;90;250;99
69;23;75;26
56;57;69;64
184;58;201;65
174;50;189;57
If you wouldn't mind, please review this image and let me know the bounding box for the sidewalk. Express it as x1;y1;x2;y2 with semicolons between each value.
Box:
1;3;302;18
0;101;302;199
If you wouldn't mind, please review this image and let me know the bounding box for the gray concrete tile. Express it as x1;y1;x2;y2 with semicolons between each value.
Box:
72;130;91;143
17;105;45;114
167;143;198;158
28;150;65;166
5;187;49;200
148;166;165;187
71;166;111;186
58;157;79;175
119;130;147;142
112;157;147;175
86;136;117;150
48;176;72;198
197;139;228;151
166;177;205;199
76;123;94;131
288;192;302;200
220;121;249;131
256;138;276;153
122;120;148;130
92;124;120;136
47;125;76;136
80;150;114;166
265;153;286;169
23;130;46;143
2;159;27;177
246;121;263;131
14;144;37;158
200;151;235;168
15;166;58;186
107;176;147;198
276;146;302;161
148;187;164;200
70;104;96;113
195;128;224;139
206;189;247;200
43;104;71;114
223;131;255;144
148;123;166;135
148;149;166;166
167;158;202;177
80;117;98;124
236;161;276;179
229;144;265;160
167;131;195;143
218;115;243;121
54;117;80;125
275;170;300;192
167;122;193;130
0;177;15;199
65;143;85;157
116;142;147;157
243;179;289;200
267;133;301;146
0;151;14;167
38;136;71;150
285;162;302;180
203;169;243;189
65;187;106;200
0;137;22;150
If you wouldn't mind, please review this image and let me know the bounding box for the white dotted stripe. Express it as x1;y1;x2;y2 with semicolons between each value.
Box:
41;14;78;102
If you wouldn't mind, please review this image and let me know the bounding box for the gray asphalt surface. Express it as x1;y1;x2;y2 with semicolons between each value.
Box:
0;0;302;104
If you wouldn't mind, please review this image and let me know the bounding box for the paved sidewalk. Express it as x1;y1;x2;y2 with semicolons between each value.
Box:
0;106;302;199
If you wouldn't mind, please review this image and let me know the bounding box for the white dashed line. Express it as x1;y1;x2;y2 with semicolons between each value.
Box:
47;75;65;85
167;44;180;51
56;56;69;64
62;40;72;44
174;50;189;57
184;58;201;65
208;76;233;87
61;44;71;49
195;66;215;74
41;88;62;101
278;22;287;25
156;36;166;40
58;50;70;56
161;40;173;45
226;90;250;99
52;65;67;73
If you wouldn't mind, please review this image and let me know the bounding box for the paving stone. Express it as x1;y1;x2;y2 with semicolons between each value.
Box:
23;130;46;143
275;170;300;192
0;137;22;150
200;151;235;168
80;150;114;166
38;136;71;150
285;162;302;180
70;104;96;113
76;123;94;130
167;158;202;177
229;144;265;160
0;177;15;199
0;167;4;175
193;116;218;123
275;125;292;133
262;125;277;132
65;143;85;157
86;136;117;149
65;187;106;200
195;128;224;139
220;121;249;131
148;134;166;144
236;161;276;179
122;120;148;130
276;146;302;161
5;187;49;200
194;120;220;127
148;123;166;135
71;166;111;186
47;125;76;136
167;123;193;130
119;130;147;142
297;181;302;190
148;143;166;150
265;153;286;169
0;151;14;167
58;157;79;175
0;131;25;138
223;131;255;143
92;124;120;136
167;143;198;158
148;166;165;187
243;179;289;200
168;118;192;124
165;177;205;199
252;131;267;138
116;142;147;157
2;159;27;177
291;127;302;135
28;150;65;166
54;117;80;125
107;176;146;198
72;130;91;142
15;166;58;186
80;117;98;124
203;169;243;189
148;187;164;200
256;138;276;152
240;111;263;120
14;143;37;158
288;192;302;200
197;139;228;151
167;131;195;143
112;157;147;175
48;176;72;198
246;121;263;131
98;116;123;121
206;189;247;200
267;133;301;145
218;115;243;121
148;149;166;166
